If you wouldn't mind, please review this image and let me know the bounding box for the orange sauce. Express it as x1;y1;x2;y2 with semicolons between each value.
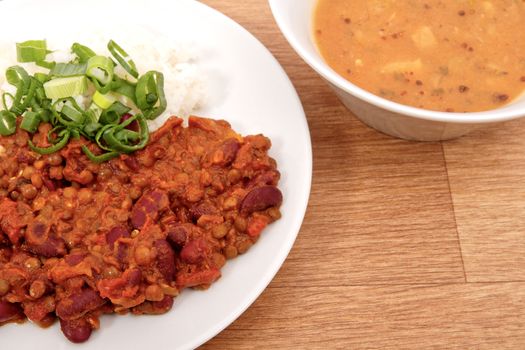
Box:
314;0;525;112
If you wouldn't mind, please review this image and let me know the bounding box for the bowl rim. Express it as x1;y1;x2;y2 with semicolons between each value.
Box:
268;0;525;125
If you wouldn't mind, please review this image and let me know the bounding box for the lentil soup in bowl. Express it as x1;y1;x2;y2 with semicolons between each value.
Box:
269;0;525;141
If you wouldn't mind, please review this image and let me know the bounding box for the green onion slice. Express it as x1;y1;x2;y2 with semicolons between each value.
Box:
136;71;166;120
107;40;139;78
20;111;41;133
50;62;87;77
81;145;119;163
28;129;70;154
87;55;114;87
0;110;17;136
93;91;117;109
71;43;96;63
43;76;88;99
16;40;48;63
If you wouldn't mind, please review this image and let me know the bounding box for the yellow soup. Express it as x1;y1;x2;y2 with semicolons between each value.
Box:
314;0;525;112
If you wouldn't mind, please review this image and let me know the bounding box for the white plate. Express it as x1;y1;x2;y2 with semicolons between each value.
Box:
0;0;312;349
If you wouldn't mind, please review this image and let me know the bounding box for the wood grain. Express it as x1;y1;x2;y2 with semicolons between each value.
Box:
198;0;525;348
443;119;525;282
203;283;525;349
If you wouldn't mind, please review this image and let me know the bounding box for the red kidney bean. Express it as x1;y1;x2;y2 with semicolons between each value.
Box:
131;190;169;229
124;268;142;286
123;156;140;171
180;238;209;264
166;225;189;248
60;318;92;343
0;300;23;323
154;240;175;282
42;177;56;191
26;237;66;258
65;253;86;266
17;150;37;164
241;186;283;214
152;295;174;313
189;203;219;221
106;226;130;246
121;114;140;132
56;289;105;321
213;139;240;165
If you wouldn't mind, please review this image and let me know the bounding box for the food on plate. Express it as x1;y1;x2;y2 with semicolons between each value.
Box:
0;40;282;343
314;0;525;112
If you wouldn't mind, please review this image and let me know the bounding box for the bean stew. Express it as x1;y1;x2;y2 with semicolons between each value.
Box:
0;116;282;343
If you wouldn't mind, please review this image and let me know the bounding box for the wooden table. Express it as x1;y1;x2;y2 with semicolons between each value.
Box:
200;1;525;348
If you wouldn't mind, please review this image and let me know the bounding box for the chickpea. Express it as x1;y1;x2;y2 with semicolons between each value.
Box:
145;285;164;302
213;253;226;269
33;160;45;170
121;197;132;210
49;166;63;180
60;209;74;221
129;186;142;200
20;184;38;200
267;207;282;220
103;266;120;278
97;166;113;181
29;280;46;299
227;169;241;184
30;173;43;189
32;197;46;211
9;190;20;200
22;166;35;180
133;176;148;188
0;279;10;296
77;170;94;184
224;245;238;259
24;257;41;270
78;188;93;205
63;186;77;199
47;153;63;166
236;239;253;254
234;216;247;232
141;153;155;167
131;229;140;238
212;223;229;239
134;246;151;265
223;197;238;210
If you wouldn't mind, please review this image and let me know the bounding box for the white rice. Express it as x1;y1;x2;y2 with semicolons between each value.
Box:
0;29;207;130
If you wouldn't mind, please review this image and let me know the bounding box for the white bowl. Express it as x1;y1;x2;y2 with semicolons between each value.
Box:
269;0;525;141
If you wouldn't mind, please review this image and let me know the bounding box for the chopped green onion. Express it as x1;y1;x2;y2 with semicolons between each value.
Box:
102;114;149;153
136;71;166;120
34;72;50;83
93;91;117;109
20;111;41;133
36;60;56;69
86;55;114;86
43;76;88;99
28;129;70;154
71;43;96;63
81;145;119;163
99;101;130;125
61;104;85;124
50;62;87;77
0;39;169;163
0;110;17;136
107;40;139;78
16;40;47;63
